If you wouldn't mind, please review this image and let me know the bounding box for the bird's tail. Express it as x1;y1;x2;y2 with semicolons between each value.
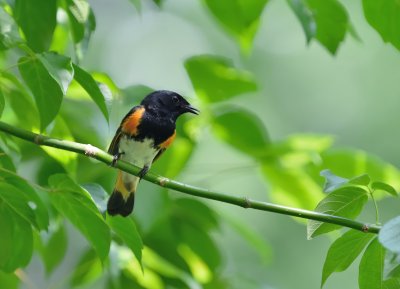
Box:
107;171;139;217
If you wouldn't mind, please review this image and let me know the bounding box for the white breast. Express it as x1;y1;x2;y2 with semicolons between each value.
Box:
119;136;159;168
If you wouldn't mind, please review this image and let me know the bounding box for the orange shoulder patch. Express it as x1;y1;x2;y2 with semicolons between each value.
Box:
159;131;176;149
121;107;145;136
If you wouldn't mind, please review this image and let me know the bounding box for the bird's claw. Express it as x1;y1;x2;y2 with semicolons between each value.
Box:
110;152;125;167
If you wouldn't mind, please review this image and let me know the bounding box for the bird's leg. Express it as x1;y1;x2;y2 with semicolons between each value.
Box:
110;152;125;167
138;165;150;179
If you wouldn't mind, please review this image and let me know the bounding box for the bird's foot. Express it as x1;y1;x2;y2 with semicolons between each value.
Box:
110;152;125;167
138;165;149;179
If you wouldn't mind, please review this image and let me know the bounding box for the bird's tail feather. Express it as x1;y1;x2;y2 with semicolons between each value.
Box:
107;171;139;217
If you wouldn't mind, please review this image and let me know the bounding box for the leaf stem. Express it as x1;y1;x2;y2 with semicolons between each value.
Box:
0;121;381;234
369;187;380;224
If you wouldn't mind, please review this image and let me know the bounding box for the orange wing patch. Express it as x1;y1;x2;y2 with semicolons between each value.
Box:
121;107;145;136
159;131;176;149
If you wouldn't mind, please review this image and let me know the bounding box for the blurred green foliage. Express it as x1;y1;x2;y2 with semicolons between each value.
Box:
0;1;400;289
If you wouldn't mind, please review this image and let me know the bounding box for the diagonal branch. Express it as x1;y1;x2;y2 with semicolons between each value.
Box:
0;121;381;234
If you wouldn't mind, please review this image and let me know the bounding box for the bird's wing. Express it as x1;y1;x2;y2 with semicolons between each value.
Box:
108;127;122;156
152;148;166;164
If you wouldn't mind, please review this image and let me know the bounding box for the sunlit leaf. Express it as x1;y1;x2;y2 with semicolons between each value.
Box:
0;182;38;228
37;52;74;95
359;238;384;289
0;86;4;117
14;0;57;52
321;229;374;288
49;174;111;261
362;0;400;51
307;187;368;239
185;55;257;103
212;107;269;158
349;174;370;186
107;215;143;267
18;56;64;131
203;0;269;53
372;181;397;197
72;64;110;121
0;271;19;289
0;169;49;230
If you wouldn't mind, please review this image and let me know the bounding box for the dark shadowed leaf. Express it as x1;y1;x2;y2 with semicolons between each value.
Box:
185;55;257;103
359;238;384;289
383;278;400;289
307;187;368;239
320;169;349;193
288;0;349;54
72;64;110;121
379;216;400;255
372;181;397;197
287;0;316;42
18;56;64;131
0;203;33;272
41;224;67;275
49;174;111;261
203;0;268;53
107;215;143;267
14;0;57;52
321;229;374;287
362;0;400;51
212;107;269;158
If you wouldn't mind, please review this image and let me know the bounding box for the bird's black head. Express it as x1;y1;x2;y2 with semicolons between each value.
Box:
141;90;199;120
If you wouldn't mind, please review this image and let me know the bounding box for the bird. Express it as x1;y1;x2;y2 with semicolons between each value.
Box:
107;90;199;217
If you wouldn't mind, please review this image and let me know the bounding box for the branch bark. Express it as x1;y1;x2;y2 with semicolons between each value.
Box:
0;121;381;234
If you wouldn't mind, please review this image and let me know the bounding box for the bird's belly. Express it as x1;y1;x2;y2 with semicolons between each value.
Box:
119;136;159;168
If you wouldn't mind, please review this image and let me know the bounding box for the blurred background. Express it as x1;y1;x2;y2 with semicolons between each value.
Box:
15;0;400;288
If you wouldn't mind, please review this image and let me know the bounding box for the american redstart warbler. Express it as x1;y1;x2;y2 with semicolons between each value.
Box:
107;90;199;217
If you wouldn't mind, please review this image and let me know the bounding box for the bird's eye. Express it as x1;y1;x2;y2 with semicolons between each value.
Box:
172;95;179;103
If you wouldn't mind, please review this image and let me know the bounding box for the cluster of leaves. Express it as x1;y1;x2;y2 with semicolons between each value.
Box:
1;0;400;289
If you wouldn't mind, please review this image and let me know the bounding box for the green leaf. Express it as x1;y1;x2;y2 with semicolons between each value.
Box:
0;86;4;117
83;183;108;213
320;169;349;193
71;249;102;287
379;216;400;255
372;181;397;197
288;0;349;54
49;174;111;261
212;107;270;158
359;238;384;289
307;186;368;239
128;0;141;12
185;55;257;103
203;0;268;53
0;169;49;230
0;271;19;289
0;182;38;228
0;7;21;50
41;224;67;275
287;0;316;43
107;215;143;267
72;64;110;121
14;0;57;52
65;0;96;60
37;52;74;95
383;278;400;289
349;174;370;186
362;0;400;51
18;56;64;131
0;203;33;272
321;229;375;288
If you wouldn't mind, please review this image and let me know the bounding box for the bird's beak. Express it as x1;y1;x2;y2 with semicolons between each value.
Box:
184;105;200;115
